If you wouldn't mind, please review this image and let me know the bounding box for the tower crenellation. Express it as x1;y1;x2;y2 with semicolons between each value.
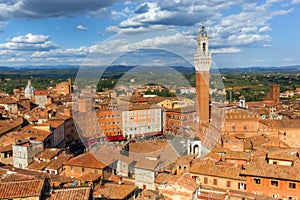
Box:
194;26;212;72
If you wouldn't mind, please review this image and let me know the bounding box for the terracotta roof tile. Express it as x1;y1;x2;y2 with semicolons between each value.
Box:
241;162;300;181
267;148;299;161
0;166;49;182
174;173;199;192
93;183;137;199
190;160;245;181
136;189;159;200
260;119;300;129
134;159;160;171
36;148;62;160
0;179;44;199
166;106;196;113
0;125;52;147
78;172;101;182
0;117;23;136
164;154;195;172
34;90;47;96
0;97;18;104
225;151;250;161
64;152;107;169
129;140;169;153
47;187;91;200
155;173;179;184
46;154;73;170
158;173;199;193
27;160;49;170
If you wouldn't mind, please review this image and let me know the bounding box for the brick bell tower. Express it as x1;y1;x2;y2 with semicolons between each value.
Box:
194;26;211;127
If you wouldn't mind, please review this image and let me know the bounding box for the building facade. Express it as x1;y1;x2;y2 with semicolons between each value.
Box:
122;105;162;139
13;140;44;169
34;90;48;107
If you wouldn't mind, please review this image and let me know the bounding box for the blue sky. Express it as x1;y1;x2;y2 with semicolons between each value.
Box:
0;0;300;68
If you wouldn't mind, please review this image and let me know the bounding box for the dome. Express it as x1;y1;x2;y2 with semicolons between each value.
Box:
25;80;35;98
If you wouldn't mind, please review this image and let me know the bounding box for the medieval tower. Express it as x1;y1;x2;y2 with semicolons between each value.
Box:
194;26;211;127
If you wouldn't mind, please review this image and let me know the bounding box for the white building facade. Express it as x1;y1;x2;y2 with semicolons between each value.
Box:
122;105;162;139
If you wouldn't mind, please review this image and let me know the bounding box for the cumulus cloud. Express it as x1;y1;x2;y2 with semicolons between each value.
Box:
0;0;119;19
107;0;248;34
0;0;117;18
10;33;49;43
292;0;300;4
0;0;297;66
28;32;196;66
208;1;293;47
76;25;88;31
210;47;242;54
31;46;88;58
0;33;59;51
111;6;133;20
107;0;294;52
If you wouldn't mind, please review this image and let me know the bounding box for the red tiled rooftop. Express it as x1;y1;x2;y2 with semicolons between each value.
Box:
241;162;300;181
129;140;169;153
155;173;179;184
93;183;137;199
28;160;49;171
36;148;62;160
46;154;73;170
190;160;245;181
46;187;91;200
78;172;101;182
0;179;44;199
0;97;18;104
225;151;251;161
64;152;107;169
34;90;48;96
0;117;23;135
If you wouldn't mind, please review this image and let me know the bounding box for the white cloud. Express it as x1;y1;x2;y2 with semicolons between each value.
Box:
31;46;88;58
130;33;195;49
4;57;26;63
208;1;293;47
110;6;132;20
10;33;49;43
0;41;58;51
0;50;15;56
76;25;88;31
108;0;238;34
0;0;297;66
0;33;59;51
227;34;272;45
0;0;120;19
210;47;242;54
106;24;177;35
259;26;271;33
292;0;300;4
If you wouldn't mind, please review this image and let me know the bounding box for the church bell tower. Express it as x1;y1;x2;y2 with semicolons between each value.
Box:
194;26;211;127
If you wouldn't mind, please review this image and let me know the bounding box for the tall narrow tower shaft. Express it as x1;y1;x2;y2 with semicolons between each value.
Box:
194;26;211;126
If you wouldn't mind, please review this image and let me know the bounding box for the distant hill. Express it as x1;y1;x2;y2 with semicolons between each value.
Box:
219;65;300;74
0;66;16;71
0;65;299;74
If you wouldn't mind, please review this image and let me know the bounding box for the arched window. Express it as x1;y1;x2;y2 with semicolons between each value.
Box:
203;43;206;53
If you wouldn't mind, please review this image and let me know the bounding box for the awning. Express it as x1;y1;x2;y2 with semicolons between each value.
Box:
106;135;126;141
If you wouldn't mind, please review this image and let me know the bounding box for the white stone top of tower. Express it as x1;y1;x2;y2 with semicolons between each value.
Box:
194;26;212;72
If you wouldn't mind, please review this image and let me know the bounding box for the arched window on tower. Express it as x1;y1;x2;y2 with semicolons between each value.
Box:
203;43;206;53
